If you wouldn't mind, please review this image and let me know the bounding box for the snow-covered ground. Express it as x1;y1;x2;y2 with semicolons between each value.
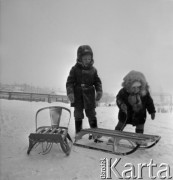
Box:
0;99;173;180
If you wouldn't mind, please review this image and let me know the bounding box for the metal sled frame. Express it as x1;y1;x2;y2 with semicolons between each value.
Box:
73;128;161;156
27;106;73;156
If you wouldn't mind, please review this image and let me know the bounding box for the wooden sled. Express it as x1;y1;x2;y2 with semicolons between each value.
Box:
73;128;161;156
27;106;73;156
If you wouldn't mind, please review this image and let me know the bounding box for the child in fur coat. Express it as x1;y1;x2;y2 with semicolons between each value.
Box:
109;70;156;143
66;45;103;138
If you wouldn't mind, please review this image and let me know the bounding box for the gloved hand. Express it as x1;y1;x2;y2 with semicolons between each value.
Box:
151;113;155;120
121;104;127;113
95;91;103;101
68;93;74;103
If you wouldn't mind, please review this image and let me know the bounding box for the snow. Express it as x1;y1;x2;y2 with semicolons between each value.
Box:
0;99;173;180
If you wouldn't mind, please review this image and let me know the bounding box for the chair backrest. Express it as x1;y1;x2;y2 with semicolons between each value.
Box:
49;107;62;127
35;106;71;131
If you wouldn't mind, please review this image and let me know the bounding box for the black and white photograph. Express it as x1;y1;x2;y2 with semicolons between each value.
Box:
0;0;173;179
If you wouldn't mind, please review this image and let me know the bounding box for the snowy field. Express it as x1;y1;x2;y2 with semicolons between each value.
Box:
0;99;173;180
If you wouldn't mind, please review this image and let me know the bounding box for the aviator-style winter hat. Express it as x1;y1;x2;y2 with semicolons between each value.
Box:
77;45;93;62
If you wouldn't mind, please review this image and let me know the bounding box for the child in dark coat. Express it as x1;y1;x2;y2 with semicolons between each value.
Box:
66;45;103;137
109;70;156;143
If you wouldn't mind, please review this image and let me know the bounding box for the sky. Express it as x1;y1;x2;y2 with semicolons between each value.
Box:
1;0;173;95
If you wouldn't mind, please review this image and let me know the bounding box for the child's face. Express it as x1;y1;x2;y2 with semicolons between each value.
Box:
130;81;141;94
81;54;92;67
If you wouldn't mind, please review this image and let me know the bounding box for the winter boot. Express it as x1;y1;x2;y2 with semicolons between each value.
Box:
88;118;102;139
88;118;97;129
135;125;147;146
75;120;82;140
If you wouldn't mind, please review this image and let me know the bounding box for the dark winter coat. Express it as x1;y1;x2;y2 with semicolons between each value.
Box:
116;88;156;125
66;63;102;109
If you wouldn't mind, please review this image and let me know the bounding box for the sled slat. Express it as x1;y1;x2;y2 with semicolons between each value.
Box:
76;128;160;143
42;127;52;134
49;128;57;134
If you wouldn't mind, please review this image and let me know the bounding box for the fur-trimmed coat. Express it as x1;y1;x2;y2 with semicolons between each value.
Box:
66;63;102;109
116;88;156;125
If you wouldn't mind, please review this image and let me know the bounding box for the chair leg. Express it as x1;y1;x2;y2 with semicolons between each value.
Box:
60;140;70;155
27;139;37;155
60;135;72;156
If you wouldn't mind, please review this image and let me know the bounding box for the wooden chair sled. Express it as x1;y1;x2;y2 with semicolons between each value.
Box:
73;128;161;156
27;106;73;156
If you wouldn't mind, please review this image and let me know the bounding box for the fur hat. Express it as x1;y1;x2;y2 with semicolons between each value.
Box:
77;45;93;61
76;45;94;68
122;70;149;96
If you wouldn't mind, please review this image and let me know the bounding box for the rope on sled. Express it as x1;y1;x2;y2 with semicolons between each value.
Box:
39;142;53;155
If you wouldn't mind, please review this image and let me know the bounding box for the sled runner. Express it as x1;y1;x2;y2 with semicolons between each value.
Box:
27;106;73;156
73;128;161;156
